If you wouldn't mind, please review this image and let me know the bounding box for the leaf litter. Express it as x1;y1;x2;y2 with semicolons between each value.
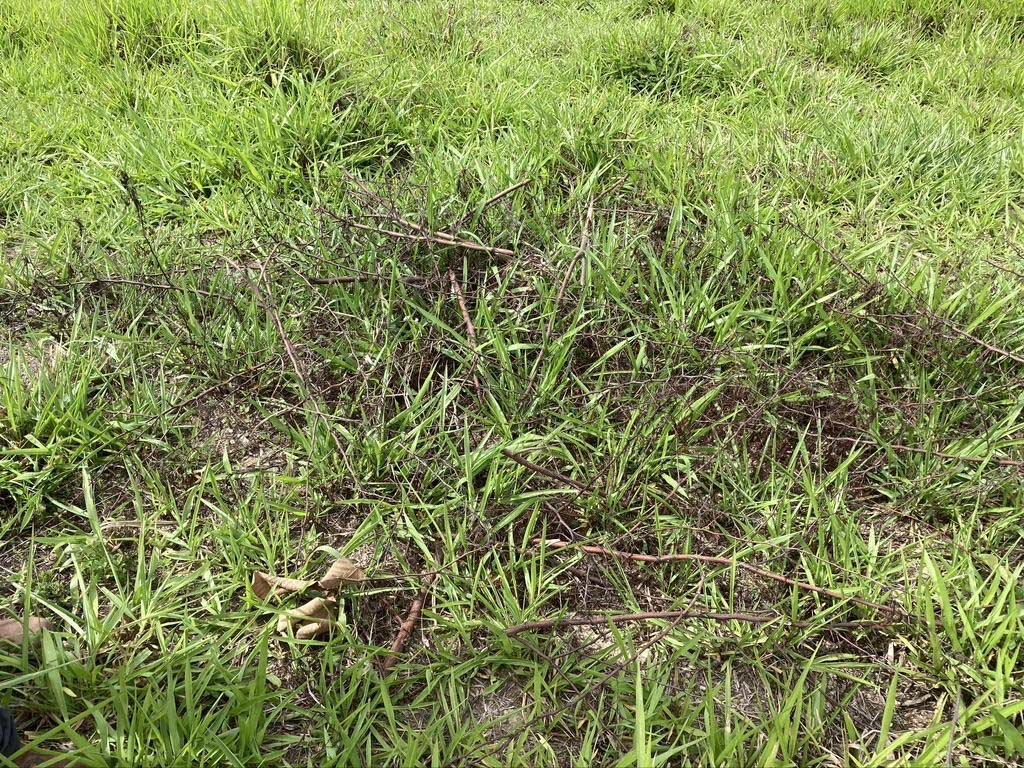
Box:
251;557;364;639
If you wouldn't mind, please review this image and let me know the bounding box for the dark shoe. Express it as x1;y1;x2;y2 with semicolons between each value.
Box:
0;707;19;758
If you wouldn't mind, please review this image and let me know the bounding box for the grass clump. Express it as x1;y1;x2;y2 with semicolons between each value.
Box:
100;0;205;68
0;333;136;534
603;23;743;100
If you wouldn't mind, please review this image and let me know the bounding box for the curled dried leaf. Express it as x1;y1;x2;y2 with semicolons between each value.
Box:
252;572;315;601
0;616;51;644
285;596;335;624
295;621;329;640
275;614;291;635
253;572;273;601
276;597;337;638
318;558;364;590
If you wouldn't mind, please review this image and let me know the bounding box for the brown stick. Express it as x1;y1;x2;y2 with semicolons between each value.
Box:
507;610;776;636
225;255;345;454
887;441;1024;469
323;176;520;261
75;277;228;300
984;257;1024;281
306;275;362;285
449;269;477;346
537;538;901;618
449;269;483;399
521;197;598;402
503;449;590;492
156;358;280;419
944;325;1024;366
343;220;515;261
541;197;597;348
381;573;436;674
479;178;532;213
304;271;425;288
825;432;1024;470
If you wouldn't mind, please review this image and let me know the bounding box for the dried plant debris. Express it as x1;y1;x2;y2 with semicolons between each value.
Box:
250;557;364;639
0;616;51;644
318;558;365;590
251;572;317;601
275;596;338;640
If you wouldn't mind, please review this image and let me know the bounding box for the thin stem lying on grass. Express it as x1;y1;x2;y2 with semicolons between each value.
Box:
506;609;778;636
783;214;1024;366
502;449;591;492
480;178;531;208
537;539;904;618
66;276;231;301
225;254;346;456
320;207;516;261
449;268;483;400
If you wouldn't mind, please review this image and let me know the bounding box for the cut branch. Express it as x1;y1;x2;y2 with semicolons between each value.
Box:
449;269;477;347
784;215;1024;366
73;276;229;300
887;441;1024;469
449;269;483;399
225;255;344;453
478;178;532;213
828;433;1024;470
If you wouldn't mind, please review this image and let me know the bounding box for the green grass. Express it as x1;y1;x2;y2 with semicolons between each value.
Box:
1;0;1023;764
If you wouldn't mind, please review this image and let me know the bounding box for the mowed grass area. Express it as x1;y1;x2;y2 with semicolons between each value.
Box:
2;0;1024;763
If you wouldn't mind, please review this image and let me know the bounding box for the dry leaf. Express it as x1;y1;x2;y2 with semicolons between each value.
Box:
252;572;274;601
295;621;328;640
0;616;51;644
318;558;364;589
285;596;335;625
276;597;337;638
252;572;315;600
275;614;291;635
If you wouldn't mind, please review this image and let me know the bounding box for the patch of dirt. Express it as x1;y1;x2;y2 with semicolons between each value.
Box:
195;396;292;474
469;677;532;742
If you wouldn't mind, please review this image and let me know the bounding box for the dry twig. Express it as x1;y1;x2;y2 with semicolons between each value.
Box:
72;276;229;301
506;609;776;636
449;269;484;399
538;538;902;618
784;215;1024;366
503;449;590;492
321;208;515;262
478;178;532;214
381;573;436;674
225;255;345;454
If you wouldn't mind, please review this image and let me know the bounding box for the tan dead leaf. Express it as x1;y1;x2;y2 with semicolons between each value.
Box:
0;616;51;644
295;621;329;640
275;613;292;635
285;596;335;625
252;572;274;601
252;572;315;601
318;558;364;589
276;596;337;638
